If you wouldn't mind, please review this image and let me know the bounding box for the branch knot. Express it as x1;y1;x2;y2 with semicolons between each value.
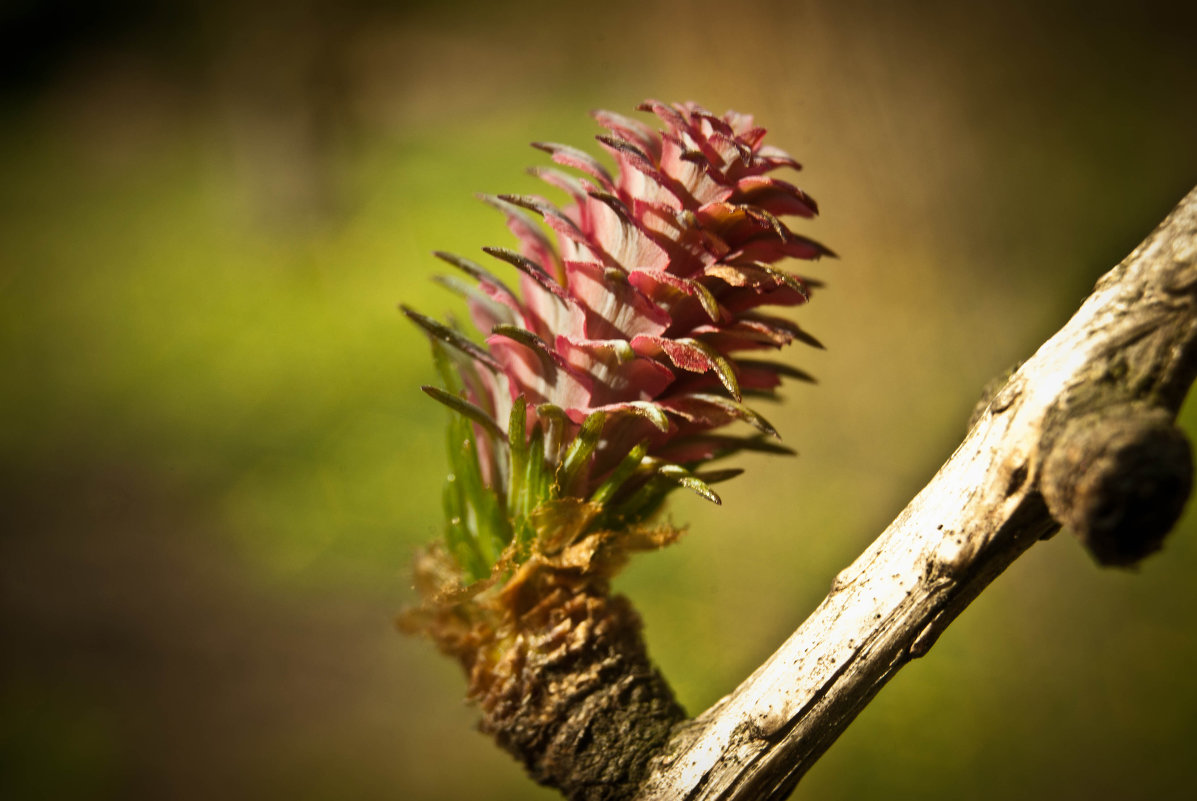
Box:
1041;404;1192;566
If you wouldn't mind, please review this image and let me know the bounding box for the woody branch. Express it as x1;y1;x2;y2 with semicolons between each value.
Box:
635;184;1197;801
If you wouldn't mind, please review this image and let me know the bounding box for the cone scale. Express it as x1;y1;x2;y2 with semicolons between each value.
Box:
401;101;829;799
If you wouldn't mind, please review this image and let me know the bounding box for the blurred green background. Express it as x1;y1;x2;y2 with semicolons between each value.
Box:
2;1;1196;799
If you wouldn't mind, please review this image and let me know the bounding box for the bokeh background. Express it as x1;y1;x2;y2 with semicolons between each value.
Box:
3;0;1197;799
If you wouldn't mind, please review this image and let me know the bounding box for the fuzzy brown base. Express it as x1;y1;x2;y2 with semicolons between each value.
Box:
402;551;685;801
478;573;684;800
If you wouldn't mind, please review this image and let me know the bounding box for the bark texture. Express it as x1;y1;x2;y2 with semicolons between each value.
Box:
402;554;686;801
633;185;1197;800
475;573;686;801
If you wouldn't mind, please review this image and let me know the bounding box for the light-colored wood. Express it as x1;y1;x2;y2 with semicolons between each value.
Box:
635;185;1197;801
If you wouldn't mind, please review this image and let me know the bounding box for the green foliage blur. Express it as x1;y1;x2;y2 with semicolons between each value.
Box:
2;1;1196;799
